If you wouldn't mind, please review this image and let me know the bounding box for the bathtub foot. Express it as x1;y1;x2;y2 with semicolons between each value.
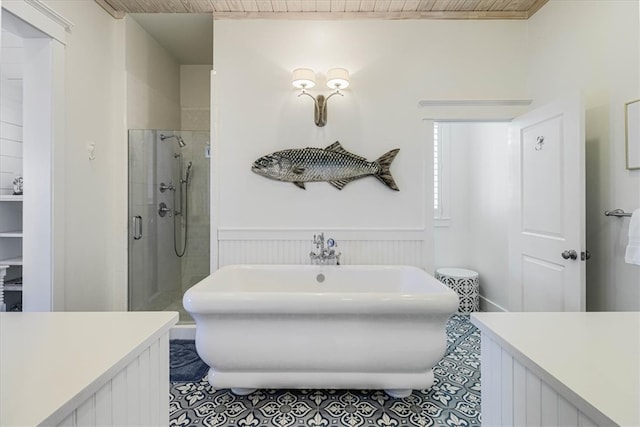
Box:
231;388;257;396
384;389;412;399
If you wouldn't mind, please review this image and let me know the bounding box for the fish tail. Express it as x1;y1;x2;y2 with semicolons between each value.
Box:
374;149;400;191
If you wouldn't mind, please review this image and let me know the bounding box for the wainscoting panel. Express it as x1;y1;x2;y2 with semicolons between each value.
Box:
55;333;170;427
217;229;428;269
480;333;600;427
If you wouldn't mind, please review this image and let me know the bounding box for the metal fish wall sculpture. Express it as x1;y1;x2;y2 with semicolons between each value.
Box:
251;141;400;191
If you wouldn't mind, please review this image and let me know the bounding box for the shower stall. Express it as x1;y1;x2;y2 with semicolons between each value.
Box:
128;129;210;323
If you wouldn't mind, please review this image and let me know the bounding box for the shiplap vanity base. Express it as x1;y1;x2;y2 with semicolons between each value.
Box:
471;313;639;427
0;312;178;426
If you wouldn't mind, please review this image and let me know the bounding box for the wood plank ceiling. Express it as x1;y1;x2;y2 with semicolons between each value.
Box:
95;0;549;20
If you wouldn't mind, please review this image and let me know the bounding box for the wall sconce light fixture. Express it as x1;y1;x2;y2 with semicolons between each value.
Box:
292;67;350;127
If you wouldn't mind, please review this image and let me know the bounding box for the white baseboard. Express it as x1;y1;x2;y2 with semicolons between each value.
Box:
170;324;196;340
480;295;508;312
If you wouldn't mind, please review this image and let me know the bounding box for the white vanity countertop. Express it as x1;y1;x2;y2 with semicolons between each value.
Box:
471;312;640;427
0;311;178;426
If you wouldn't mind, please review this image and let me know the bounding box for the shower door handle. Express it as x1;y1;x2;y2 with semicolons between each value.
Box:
132;215;143;240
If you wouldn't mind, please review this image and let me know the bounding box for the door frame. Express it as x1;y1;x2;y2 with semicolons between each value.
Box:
420;99;533;311
1;1;68;311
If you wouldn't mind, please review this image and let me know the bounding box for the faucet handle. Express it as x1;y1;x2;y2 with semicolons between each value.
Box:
327;238;335;248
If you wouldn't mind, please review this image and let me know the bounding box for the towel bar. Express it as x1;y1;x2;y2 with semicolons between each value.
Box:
604;209;633;217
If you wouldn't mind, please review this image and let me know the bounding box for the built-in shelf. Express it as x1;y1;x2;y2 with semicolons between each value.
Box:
0;257;23;266
0;195;24;202
3;284;22;292
0;231;23;238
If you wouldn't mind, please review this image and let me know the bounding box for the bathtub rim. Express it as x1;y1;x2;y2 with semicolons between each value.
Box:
183;264;458;315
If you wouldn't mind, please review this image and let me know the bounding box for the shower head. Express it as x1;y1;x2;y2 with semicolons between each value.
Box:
160;134;187;148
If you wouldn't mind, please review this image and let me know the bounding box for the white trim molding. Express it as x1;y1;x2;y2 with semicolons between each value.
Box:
1;0;71;43
479;295;508;312
218;227;428;241
25;0;74;30
419;99;533;122
419;99;532;107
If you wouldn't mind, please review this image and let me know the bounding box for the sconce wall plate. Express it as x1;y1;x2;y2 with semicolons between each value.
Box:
293;68;350;127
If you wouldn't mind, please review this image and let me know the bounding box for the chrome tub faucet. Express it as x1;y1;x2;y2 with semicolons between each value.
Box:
310;233;341;265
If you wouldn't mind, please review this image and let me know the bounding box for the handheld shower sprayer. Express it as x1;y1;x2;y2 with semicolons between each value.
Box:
184;162;193;184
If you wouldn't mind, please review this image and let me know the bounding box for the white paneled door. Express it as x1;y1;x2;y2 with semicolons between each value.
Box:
508;97;585;311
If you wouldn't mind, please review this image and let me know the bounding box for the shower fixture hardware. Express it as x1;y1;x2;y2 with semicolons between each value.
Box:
159;182;175;193
182;162;193;184
292;68;350;127
158;202;172;218
604;209;633;217
132;215;142;240
172;158;193;257
160;133;186;148
561;249;578;260
310;232;341;265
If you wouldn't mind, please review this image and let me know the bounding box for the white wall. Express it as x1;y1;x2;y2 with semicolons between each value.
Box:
434;122;509;310
181;65;210;131
434;124;471;270
213;20;527;270
527;0;640;311
126;16;181;130
39;0;126;310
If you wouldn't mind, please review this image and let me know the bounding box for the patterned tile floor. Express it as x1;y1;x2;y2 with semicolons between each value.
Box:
169;315;481;427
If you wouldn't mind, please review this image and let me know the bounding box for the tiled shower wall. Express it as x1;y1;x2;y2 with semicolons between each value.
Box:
0;29;23;195
178;131;210;291
180;65;210;291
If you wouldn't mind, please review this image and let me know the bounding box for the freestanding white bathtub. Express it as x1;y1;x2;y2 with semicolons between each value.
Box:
183;264;458;398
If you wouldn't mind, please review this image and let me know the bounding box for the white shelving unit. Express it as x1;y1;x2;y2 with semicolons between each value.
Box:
0;257;23;265
0;232;23;238
0;193;23;307
0;195;23;311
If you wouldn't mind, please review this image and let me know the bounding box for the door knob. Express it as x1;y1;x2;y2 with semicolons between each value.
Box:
581;250;591;261
561;250;578;260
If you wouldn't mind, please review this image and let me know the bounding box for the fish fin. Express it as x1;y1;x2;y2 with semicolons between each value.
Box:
325;141;344;151
325;141;367;162
329;178;356;190
293;181;306;189
292;166;305;174
374;148;400;191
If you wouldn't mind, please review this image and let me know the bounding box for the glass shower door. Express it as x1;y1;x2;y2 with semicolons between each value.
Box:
128;129;182;312
128;129;210;322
